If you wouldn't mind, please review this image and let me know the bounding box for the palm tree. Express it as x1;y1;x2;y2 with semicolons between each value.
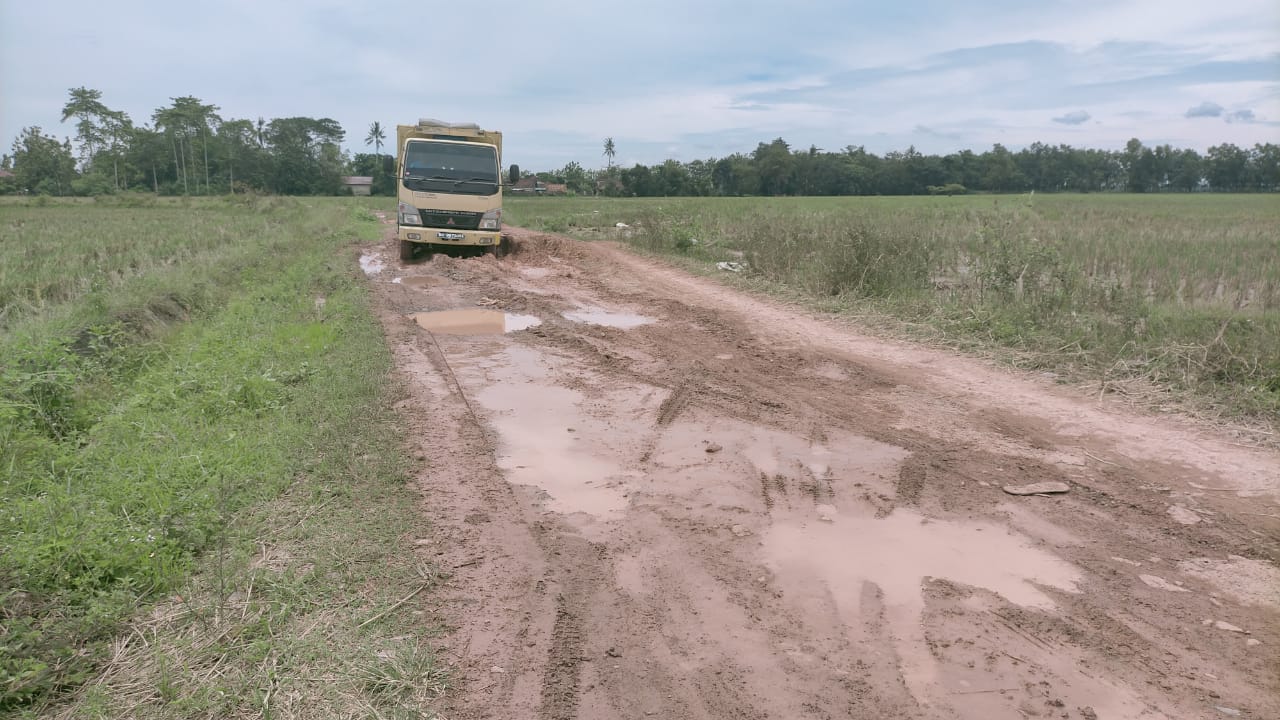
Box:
603;137;616;168
366;121;386;155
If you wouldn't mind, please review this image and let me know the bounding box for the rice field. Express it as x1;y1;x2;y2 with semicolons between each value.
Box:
506;194;1280;422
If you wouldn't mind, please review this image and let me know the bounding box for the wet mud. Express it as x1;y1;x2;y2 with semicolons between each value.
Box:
361;231;1280;720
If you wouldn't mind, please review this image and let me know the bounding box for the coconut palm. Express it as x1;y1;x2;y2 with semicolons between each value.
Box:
603;137;616;168
366;121;386;155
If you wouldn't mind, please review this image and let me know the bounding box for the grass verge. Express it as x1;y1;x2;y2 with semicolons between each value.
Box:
3;197;449;717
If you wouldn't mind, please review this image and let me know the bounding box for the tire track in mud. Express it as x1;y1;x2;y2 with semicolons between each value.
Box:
538;593;586;719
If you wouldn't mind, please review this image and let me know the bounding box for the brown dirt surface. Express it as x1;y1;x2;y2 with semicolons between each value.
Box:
359;224;1280;720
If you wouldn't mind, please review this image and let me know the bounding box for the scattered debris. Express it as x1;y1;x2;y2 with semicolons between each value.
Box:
1246;638;1262;647
490;665;506;674
358;252;385;276
615;222;630;229
605;647;622;658
705;443;723;454
1213;620;1247;633
1002;481;1070;496
1111;556;1143;567
816;504;838;522
716;261;746;272
1139;574;1189;592
1214;706;1242;717
730;524;752;537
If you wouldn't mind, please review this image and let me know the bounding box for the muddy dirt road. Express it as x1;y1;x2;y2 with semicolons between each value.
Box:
359;226;1278;720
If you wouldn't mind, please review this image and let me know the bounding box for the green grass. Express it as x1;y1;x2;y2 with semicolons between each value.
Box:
507;194;1280;424
2;196;449;717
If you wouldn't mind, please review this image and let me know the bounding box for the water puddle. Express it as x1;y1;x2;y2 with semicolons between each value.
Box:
472;347;638;522
359;252;385;276
763;508;1081;706
407;309;541;335
562;306;654;329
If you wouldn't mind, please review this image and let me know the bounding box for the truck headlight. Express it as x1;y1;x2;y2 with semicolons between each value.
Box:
398;201;422;225
479;208;502;230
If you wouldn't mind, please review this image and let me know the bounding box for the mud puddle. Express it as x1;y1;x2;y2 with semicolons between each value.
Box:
764;507;1082;708
472;347;648;525
562;306;654;329
408;309;542;335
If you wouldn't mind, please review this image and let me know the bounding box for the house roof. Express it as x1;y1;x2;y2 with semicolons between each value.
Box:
341;176;373;185
0;169;14;178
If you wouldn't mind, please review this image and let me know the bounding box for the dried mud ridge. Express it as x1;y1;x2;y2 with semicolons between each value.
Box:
360;226;1279;720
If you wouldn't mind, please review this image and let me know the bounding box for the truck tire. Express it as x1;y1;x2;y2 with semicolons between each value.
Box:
491;234;511;259
399;239;415;262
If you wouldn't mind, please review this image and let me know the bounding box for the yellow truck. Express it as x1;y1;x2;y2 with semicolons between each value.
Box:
395;119;510;261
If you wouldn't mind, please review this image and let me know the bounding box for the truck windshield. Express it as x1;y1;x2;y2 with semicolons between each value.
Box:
402;141;498;193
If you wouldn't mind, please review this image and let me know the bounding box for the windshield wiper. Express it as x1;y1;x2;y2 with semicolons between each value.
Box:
404;174;455;181
454;177;498;185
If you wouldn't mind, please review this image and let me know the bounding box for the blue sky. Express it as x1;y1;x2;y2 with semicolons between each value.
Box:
1;0;1277;170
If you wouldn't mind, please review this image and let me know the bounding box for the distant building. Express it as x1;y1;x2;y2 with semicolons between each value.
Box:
511;176;546;193
510;177;569;195
341;176;373;196
0;169;14;179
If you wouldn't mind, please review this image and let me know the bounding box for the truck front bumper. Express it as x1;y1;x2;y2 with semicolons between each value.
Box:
399;226;500;248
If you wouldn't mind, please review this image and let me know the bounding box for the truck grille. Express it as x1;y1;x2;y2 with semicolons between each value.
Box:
419;209;482;230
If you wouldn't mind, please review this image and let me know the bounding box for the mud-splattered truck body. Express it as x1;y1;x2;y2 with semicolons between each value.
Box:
395;119;507;260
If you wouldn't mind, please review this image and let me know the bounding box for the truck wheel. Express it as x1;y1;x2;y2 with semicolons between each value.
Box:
399;239;415;262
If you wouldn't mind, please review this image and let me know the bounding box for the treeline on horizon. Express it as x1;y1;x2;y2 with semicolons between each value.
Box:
2;88;379;197
3;87;1277;198
545;136;1280;197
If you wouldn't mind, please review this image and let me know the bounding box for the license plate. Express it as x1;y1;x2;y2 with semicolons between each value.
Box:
437;231;465;241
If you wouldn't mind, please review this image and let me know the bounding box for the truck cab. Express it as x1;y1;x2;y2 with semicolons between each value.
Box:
395;119;509;260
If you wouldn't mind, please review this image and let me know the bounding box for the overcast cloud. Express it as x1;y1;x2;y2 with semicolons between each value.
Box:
2;0;1277;170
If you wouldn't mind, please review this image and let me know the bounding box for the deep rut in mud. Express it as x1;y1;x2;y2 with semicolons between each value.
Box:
359;228;1279;720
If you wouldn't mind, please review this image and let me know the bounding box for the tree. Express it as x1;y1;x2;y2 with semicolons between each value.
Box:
603;137;616;168
558;161;590;194
1250;143;1280;191
365;121;386;154
60;87;108;165
1205;144;1249;191
153;96;221;194
980;144;1027;192
10;126;77;195
265;117;346;194
753;138;794;196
